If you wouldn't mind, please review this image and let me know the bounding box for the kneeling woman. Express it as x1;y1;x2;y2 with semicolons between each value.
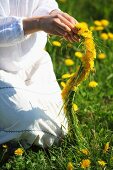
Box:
0;0;78;149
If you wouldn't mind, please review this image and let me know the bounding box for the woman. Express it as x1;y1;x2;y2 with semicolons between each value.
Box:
0;0;78;149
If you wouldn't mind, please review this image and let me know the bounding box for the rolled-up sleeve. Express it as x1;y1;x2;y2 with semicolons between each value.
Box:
33;0;60;16
0;16;25;47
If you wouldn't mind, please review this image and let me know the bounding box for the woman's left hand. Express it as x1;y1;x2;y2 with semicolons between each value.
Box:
49;10;80;42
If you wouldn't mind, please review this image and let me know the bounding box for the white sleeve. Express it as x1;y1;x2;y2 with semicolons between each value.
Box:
0;16;25;47
33;0;60;16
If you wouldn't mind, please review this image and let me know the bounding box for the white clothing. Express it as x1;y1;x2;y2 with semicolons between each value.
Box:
0;0;68;148
0;0;59;72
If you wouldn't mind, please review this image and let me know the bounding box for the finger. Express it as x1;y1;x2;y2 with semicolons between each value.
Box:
73;33;81;42
66;33;75;42
67;36;75;42
55;19;71;32
67;31;80;42
69;34;80;42
65;32;79;42
64;34;74;43
55;26;68;36
57;14;75;29
64;36;72;42
72;25;79;34
49;32;62;37
61;12;78;25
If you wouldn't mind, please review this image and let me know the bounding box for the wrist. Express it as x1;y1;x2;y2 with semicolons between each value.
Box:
23;17;43;35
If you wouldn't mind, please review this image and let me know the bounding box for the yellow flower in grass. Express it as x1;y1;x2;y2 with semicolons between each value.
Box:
91;67;96;73
100;33;108;40
108;32;113;40
85;38;96;53
94;26;104;31
75;51;83;58
73;103;78;112
100;19;109;27
81;149;89;155
89;81;98;88
60;82;66;88
62;73;72;79
80;22;88;27
98;53;106;59
64;59;74;66
52;41;61;47
94;20;102;26
98;160;107;167
67;162;74;170
14;148;24;156
103;142;109;153
89;26;95;31
75;23;89;36
81;159;91;169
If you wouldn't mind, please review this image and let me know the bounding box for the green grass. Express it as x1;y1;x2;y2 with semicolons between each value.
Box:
1;0;113;169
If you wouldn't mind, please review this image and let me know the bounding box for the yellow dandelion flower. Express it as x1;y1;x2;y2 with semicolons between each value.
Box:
81;159;91;169
14;148;24;156
85;38;95;52
94;26;104;31
75;51;83;58
94;20;102;26
73;103;79;112
91;67;96;73
81;149;89;155
67;162;74;170
64;59;74;66
103;142;109;153
2;144;8;149
88;81;98;88
80;22;88;27
108;32;113;40
75;23;89;35
100;33;108;40
62;73;73;79
98;53;106;59
89;26;95;31
60;82;66;88
52;41;61;47
100;19;109;27
98;160;107;167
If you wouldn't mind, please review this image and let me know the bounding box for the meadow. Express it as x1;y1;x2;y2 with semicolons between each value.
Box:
0;0;113;169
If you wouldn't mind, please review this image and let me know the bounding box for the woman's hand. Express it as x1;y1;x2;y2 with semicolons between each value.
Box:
39;10;80;42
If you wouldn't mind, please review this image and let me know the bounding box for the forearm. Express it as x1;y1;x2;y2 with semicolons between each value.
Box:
22;9;61;35
23;17;42;35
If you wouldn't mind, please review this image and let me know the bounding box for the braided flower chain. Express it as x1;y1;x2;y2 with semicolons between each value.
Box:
62;23;96;101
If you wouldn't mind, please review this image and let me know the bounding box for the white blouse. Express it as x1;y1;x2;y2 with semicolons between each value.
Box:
0;0;59;72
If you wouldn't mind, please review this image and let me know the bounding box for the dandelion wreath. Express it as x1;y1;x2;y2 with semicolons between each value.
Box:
61;23;96;148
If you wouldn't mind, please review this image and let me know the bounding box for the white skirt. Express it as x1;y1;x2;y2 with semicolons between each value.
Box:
0;50;68;149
